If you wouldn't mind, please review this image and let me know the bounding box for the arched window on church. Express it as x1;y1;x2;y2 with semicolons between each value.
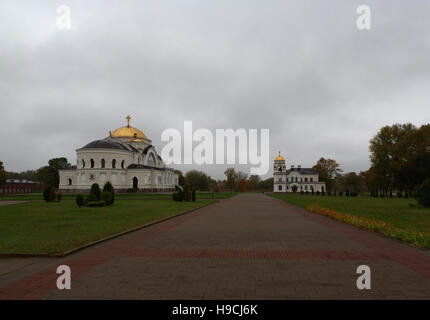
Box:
112;159;116;169
82;159;85;168
121;160;125;169
90;159;95;168
101;159;105;168
68;178;72;186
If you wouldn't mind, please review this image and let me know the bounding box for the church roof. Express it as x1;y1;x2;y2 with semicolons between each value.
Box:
127;164;167;171
286;168;317;175
81;139;129;151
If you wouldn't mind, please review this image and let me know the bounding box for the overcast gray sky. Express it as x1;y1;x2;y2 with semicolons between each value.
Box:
1;0;429;180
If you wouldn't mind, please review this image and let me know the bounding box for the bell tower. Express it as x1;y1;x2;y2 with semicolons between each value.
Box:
273;151;287;192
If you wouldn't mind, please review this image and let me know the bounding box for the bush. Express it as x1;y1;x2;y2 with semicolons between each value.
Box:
346;189;350;197
327;191;331;196
43;187;51;202
172;190;183;202
316;191;320;196
75;194;84;207
100;191;112;205
350;192;358;197
322;191;325;196
87;192;98;202
192;189;196;202
339;191;343;196
311;190;314;195
305;191;309;195
90;183;101;201
415;178;430;208
183;184;191;202
56;193;63;201
396;191;402;198
86;201;106;207
103;182;115;205
300;191;304;195
43;186;56;202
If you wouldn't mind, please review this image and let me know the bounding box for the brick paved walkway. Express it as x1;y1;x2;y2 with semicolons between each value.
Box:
1;193;430;299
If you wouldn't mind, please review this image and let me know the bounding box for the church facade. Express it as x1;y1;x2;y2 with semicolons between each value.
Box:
59;116;178;193
273;152;326;193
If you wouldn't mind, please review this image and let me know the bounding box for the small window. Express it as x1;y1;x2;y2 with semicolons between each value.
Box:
112;159;116;169
82;159;86;168
278;185;282;191
121;160;125;169
90;159;95;168
101;159;105;168
68;178;72;185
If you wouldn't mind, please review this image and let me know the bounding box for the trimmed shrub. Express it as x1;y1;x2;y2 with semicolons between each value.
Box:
305;191;309;195
322;191;325;196
87;192;98;202
311;190;314;195
346;189;350;197
90;183;101;201
75;194;84;207
103;181;115;205
86;201;106;207
192;189;196;202
183;184;191;202
100;191;112;205
56;193;63;201
43;187;51;202
415;178;430;208
350;192;358;197
339;191;343;196
396;191;402;198
316;191;320;196
43;186;56;202
327;191;331;196
300;191;304;195
172;189;183;202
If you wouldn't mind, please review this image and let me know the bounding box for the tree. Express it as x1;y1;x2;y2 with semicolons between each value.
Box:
415;178;430;208
313;158;342;192
368;123;430;194
224;168;237;192
174;170;185;187
37;157;71;188
247;175;261;191
185;170;210;191
0;161;6;187
238;178;248;192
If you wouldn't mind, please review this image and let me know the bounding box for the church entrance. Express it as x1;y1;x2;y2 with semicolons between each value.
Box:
133;177;138;190
292;185;298;193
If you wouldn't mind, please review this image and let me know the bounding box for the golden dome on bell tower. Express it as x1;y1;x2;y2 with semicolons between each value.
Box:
275;151;285;161
110;115;148;139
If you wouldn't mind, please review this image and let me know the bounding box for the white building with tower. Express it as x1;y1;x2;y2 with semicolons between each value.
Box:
59;116;178;193
273;152;326;193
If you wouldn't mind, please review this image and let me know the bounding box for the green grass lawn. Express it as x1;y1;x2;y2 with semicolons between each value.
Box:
0;199;214;254
270;193;430;234
0;192;237;201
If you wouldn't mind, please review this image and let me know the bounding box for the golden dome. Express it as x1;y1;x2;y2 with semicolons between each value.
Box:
110;115;147;139
275;151;285;161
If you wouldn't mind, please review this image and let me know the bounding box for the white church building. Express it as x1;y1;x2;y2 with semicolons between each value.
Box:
273;152;326;193
59;116;178;193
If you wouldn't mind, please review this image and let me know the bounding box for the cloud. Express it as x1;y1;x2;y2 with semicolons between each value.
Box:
1;0;429;179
